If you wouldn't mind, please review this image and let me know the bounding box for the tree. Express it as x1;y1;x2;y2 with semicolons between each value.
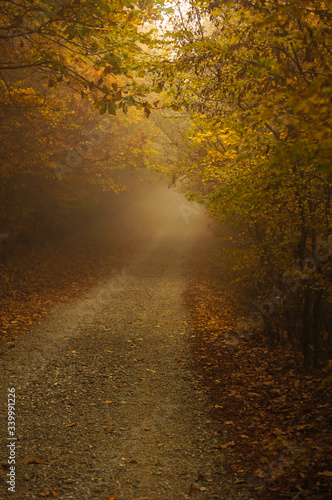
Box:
0;0;165;112
0;0;169;246
157;0;332;368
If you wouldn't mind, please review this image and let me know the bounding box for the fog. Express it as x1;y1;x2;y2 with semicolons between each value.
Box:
86;170;215;260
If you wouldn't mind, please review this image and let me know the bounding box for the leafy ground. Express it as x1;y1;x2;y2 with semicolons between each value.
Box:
1;220;331;499
185;254;332;499
0;237;137;345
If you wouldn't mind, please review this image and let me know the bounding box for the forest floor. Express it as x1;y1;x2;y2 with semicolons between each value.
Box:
185;256;331;499
0;185;331;499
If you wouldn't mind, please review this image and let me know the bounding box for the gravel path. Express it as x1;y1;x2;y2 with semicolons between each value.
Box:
0;191;237;499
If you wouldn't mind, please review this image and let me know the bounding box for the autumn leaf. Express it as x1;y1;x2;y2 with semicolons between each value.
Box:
194;474;205;481
186;483;199;494
318;471;332;477
24;459;44;464
219;441;235;449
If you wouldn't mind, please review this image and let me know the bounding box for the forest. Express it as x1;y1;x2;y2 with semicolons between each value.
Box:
0;1;331;499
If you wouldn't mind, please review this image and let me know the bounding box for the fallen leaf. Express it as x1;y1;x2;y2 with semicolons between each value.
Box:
104;428;114;434
144;426;151;431
39;493;49;497
318;471;332;477
194;474;205;481
255;468;267;478
186;483;199;494
107;496;117;500
220;441;235;449
50;492;58;498
214;405;223;409
105;401;113;404
295;424;312;431
198;438;205;443
24;459;44;464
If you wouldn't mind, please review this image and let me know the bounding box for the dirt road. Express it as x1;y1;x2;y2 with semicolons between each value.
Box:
0;186;239;499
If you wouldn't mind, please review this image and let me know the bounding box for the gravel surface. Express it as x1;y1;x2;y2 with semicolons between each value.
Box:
0;192;239;499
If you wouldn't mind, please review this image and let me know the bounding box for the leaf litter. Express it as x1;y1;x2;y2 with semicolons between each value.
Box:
185;257;332;499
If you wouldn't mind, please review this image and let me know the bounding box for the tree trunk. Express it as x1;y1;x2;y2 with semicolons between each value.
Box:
313;293;322;369
302;288;311;371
